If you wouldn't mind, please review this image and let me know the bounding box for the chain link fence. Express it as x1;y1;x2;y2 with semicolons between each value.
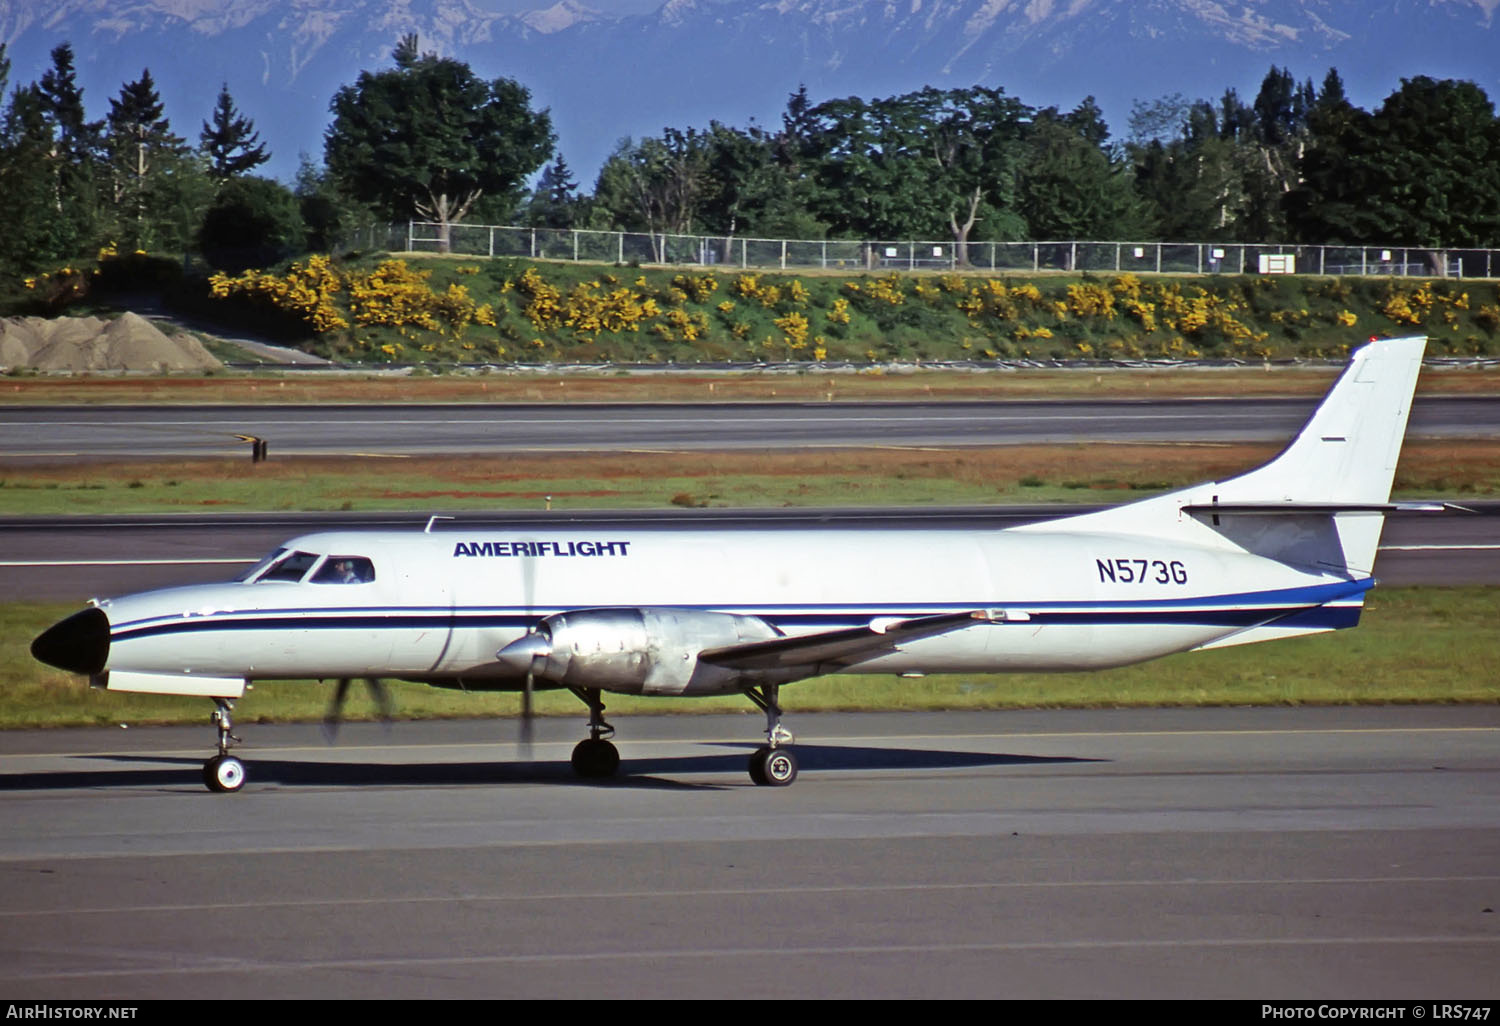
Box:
394;222;1499;279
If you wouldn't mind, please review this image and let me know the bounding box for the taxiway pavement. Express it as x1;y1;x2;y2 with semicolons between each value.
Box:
4;395;1499;458
1;708;1496;998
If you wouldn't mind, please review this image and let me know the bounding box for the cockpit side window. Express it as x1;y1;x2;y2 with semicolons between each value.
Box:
258;550;322;583
311;556;375;585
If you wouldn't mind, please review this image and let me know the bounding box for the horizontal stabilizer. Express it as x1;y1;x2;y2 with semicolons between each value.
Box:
700;609;1008;671
1181;501;1468;517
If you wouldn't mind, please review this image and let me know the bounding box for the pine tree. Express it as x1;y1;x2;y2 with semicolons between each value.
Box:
105;69;188;249
527;157;579;228
36;43;103;253
0;84;71;272
200;84;269;184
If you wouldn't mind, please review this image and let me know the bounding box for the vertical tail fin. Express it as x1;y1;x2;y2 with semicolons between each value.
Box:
1025;336;1427;578
1212;335;1426;506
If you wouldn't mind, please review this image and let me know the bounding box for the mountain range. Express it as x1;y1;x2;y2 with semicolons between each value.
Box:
3;0;1497;191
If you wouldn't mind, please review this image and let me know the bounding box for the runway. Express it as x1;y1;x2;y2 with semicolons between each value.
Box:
1;708;1496;998
4;395;1499;457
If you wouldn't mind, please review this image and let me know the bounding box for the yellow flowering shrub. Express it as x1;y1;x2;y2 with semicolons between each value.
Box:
210;255;348;333
672;274;719;302
1066;282;1115;319
775;311;810;349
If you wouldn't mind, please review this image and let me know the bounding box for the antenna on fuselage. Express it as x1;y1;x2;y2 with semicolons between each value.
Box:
424;515;454;533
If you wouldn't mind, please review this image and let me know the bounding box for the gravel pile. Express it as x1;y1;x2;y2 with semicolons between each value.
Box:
0;313;223;372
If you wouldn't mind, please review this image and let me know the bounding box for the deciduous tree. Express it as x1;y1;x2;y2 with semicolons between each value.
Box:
325;36;553;252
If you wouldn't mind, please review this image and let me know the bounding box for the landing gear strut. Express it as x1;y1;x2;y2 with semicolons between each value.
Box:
743;682;798;786
202;697;246;793
568;687;620;778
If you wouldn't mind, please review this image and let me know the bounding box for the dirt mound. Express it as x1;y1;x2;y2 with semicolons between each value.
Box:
0;312;223;372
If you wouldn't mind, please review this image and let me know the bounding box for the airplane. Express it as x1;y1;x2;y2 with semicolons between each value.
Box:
31;335;1436;793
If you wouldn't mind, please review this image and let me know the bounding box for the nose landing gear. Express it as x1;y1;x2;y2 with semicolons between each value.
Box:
202;697;245;793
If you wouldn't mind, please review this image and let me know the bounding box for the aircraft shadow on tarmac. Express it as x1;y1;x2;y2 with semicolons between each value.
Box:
0;744;1102;792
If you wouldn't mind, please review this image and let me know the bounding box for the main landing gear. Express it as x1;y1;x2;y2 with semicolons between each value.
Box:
563;683;801;786
202;697;246;793
568;687;620;778
743;682;797;787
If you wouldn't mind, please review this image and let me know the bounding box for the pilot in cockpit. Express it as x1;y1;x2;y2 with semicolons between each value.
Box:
311;556;374;584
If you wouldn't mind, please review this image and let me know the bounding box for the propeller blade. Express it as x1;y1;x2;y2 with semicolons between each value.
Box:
322;678;353;741
366;677;394;732
323;678;394;742
520;668;535;759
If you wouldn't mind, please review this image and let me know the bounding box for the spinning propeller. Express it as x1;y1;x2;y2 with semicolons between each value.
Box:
321;677;394;741
517;541;542;759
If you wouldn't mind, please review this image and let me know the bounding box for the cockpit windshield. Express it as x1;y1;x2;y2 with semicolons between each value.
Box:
237;548;377;584
256;550;322;583
235;548;288;582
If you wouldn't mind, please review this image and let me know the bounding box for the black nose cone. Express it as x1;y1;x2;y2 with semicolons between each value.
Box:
31;607;110;675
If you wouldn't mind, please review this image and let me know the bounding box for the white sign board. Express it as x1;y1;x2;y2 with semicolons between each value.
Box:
1258;253;1296;275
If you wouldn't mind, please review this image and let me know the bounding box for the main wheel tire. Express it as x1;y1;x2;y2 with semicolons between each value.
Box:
762;748;798;786
749;746;797;787
571;738;620;778
203;755;246;793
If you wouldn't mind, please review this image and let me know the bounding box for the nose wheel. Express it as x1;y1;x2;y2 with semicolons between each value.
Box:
203;754;246;793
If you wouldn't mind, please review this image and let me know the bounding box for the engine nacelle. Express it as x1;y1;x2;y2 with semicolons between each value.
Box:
519;608;783;696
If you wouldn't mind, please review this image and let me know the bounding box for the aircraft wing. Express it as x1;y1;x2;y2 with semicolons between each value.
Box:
699;608;1013;671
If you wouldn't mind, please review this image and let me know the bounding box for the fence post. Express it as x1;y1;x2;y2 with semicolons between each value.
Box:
573;230;578;262
781;240;787;270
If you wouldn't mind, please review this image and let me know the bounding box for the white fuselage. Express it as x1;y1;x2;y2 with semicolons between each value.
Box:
93;523;1368;698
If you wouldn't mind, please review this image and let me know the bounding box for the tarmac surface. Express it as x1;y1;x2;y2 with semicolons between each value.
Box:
1;708;1496;998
